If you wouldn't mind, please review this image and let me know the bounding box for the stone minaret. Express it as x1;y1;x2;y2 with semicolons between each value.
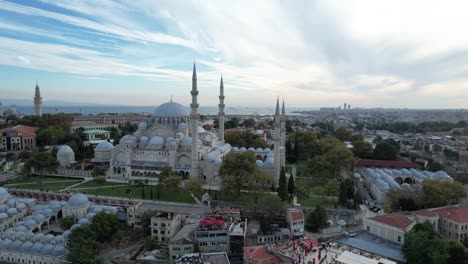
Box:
0;101;3;116
280;99;286;167
34;82;42;117
190;63;200;179
218;76;225;142
273;98;281;182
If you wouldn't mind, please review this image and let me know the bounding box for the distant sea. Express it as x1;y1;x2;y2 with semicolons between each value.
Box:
12;105;317;116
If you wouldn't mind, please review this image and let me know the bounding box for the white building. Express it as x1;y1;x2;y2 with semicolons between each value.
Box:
286;209;304;238
150;212;181;244
364;214;416;244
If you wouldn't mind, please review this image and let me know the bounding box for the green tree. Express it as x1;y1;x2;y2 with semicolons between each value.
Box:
322;140;353;178
287;175;295;196
334;127;351;141
307;155;332;179
220;151;258;196
423;179;466;208
24;151;59;176
447;240;465;264
61;216;75;230
277;167;288;201
323;179;340;198
140;210;157;235
224;130;268;149
66;226;100;264
92;166;107;177
463;236;468;248
159;167;176;183
145;236;159;251
163;175;181;192
305;205;329;232
339;178;355;208
90;211;120;242
373;141;398;160
185;178;203;195
253;194;284;217
241;118;256;128
428;161;444;172
18;151;32;161
352;140;373;159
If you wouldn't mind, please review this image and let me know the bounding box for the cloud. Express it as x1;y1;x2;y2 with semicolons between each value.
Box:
17;55;30;64
1;0;468;108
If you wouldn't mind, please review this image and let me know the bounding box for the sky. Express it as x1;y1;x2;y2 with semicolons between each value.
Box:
1;0;468;108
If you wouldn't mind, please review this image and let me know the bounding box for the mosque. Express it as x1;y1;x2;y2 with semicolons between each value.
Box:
81;64;287;186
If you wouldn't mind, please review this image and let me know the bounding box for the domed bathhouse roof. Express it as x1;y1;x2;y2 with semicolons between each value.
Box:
7;208;18;216
41;244;54;254
57;145;74;156
67;193;90;208
31;242;44;253
95;141;115;151
154;101;189;117
0;212;8;221
52;244;66;256
20;241;33;251
256;148;263;152
248;147;255;152
213;158;222;166
0;187;9;199
240;147;247;152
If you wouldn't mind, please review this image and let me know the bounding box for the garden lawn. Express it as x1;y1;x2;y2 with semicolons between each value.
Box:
80;185;196;204
69;180;124;189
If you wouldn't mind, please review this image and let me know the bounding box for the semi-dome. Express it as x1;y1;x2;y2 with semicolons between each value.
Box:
256;160;264;166
95;141;115;151
264;148;271;152
154;101;189;117
181;137;192;146
213;158;222;165
67;193;90;207
256;148;263;152
57;145;74;156
248;147;255;152
0;187;9;198
240;147;247;152
139;136;149;143
148;136;165;145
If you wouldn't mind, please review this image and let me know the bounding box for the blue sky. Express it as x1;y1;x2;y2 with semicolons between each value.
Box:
1;0;468;108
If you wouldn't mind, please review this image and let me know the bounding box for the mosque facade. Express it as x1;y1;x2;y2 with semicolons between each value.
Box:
94;64;286;186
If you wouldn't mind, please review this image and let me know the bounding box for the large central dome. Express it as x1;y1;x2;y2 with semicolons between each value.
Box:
154;101;189;117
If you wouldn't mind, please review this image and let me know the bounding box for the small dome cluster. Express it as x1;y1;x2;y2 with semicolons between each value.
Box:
203;144;232;161
57;145;73;156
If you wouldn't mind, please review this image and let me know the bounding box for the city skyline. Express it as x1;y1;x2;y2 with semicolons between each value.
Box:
1;1;468;108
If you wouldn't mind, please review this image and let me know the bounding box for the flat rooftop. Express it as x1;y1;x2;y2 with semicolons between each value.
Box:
175;252;230;264
337;232;405;263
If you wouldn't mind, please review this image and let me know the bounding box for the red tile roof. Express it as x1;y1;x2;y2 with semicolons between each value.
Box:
368;214;414;230
243;245;284;264
415;210;437;217
0;125;38;137
289;210;304;221
432;207;468;223
354;159;420;169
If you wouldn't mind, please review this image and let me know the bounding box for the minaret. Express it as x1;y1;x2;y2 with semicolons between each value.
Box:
273;98;281;183
218;76;225;142
280;100;286;167
34;82;42;117
190;63;200;179
0;101;3;116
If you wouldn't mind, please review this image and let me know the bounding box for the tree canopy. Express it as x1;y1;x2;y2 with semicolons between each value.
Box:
403;221;466;264
305;205;329;232
373;141;398;160
277;167;288;201
224;130;269;149
220;151;273;197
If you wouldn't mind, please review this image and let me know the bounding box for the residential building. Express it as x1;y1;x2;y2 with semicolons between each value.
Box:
432;207;468;242
169;216;200;263
457;151;468;172
82;129;111;146
286;209;304;238
0;125;38;151
175;252;230;264
364;213;416;244
151;212;181;244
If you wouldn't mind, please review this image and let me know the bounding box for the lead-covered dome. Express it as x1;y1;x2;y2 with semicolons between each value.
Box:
57;145;73;156
154;101;189;117
95;141;115;151
0;187;9;199
67;193;90;207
